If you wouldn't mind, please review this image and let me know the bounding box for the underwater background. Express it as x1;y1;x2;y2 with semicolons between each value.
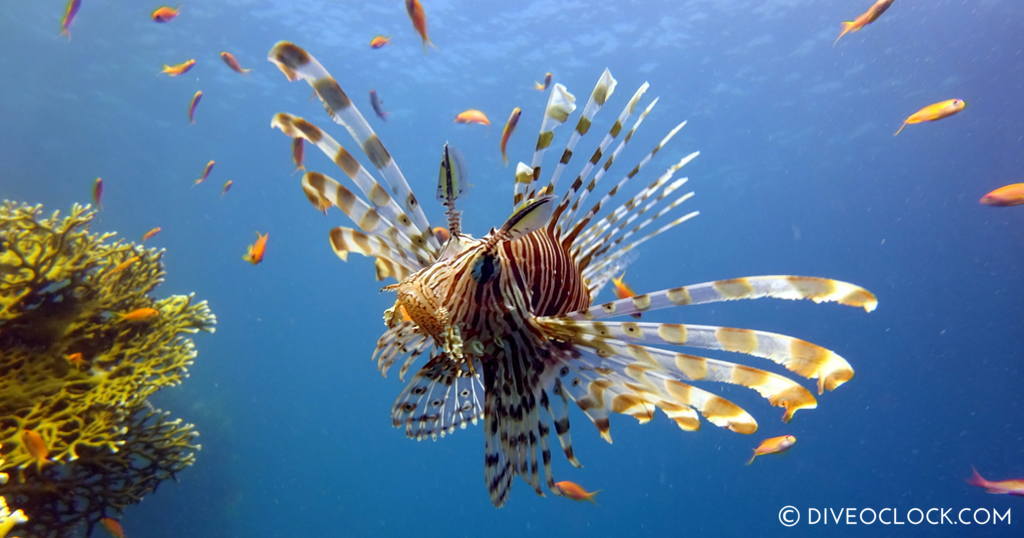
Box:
1;0;1022;536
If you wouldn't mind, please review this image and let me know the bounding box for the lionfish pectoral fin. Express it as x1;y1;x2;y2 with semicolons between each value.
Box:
392;354;484;441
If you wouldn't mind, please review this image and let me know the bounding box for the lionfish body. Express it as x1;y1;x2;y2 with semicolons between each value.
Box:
268;42;878;507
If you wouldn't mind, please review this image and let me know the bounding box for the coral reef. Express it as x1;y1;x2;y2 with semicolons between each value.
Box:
0;448;28;538
0;202;215;536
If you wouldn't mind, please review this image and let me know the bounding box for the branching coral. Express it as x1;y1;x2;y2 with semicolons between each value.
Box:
0;201;215;535
0;448;28;538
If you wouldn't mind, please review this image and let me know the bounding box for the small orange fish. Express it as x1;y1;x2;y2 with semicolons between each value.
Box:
894;98;966;136
292;138;305;171
454;109;490;126
219;51;251;74
432;226;451;242
119;307;159;323
980;183;1024;207
195;160;215;185
747;434;797;465
405;0;434;50
369;35;391;49
161;59;196;77
500;107;522;166
92;177;103;208
60;0;82;39
99;517;126;538
151;6;179;23
243;232;269;265
398;304;413;322
105;256;140;279
66;352;87;368
188;90;203;124
834;0;895;46
611;273;642;319
967;467;1024;496
141;227;162;241
20;429;50;470
534;72;553;91
552;480;600;503
221;179;234;195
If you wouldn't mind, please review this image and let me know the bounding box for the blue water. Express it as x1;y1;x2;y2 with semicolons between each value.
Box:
2;0;1022;536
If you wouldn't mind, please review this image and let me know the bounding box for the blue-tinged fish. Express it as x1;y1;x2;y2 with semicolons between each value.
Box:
369;89;388;121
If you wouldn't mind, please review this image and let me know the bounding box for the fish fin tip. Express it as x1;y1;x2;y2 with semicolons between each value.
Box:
893;122;906;136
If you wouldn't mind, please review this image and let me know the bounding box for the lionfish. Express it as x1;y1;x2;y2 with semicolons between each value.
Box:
267;42;877;507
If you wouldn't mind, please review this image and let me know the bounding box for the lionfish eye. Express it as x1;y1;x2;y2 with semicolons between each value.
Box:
471;252;499;284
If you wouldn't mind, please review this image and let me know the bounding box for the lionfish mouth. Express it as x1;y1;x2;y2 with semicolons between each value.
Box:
267;41;878;508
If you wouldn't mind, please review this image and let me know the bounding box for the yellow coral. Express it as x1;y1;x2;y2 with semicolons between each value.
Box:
0;201;214;535
0;448;28;538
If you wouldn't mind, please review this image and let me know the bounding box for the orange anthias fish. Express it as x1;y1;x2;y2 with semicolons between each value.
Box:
151;6;179;23
161;59;196;77
119;307;159;323
188;90;203;124
66;352;87;368
141;227;162;241
534;72;553;91
20;429;50;470
99;517;126;538
967;467;1024;496
220;51;251;74
92;177;103;208
454;109;490;126
834;0;895;46
552;481;600;503
195;160;215;185
369;35;391;49
243;232;269;265
500;107;522;166
611;273;643;318
747;434;797;464
405;0;434;49
60;0;82;39
980;183;1024;207
221;179;234;195
432;226;451;242
292;138;305;171
105;255;140;279
893;98;966;136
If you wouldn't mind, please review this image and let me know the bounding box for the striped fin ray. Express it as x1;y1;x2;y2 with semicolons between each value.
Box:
574;276;878;322
564;346;759;434
573;150;699;253
302;172;427;269
543;69;617;196
543;378;581;468
561;98;665;228
328;227;419;281
371;321;429;378
271;113;435;265
516;83;577;206
577;180;692;264
268;41;439;254
581;209;700;281
562;119;687;248
578;190;696;273
539;318;819;421
548;318;854;395
392;354;485;440
553;83;650;229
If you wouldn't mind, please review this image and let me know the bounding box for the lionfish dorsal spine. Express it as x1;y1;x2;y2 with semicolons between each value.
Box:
553;82;650;230
543;69;618;198
561;94;659;227
516;83;577;206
